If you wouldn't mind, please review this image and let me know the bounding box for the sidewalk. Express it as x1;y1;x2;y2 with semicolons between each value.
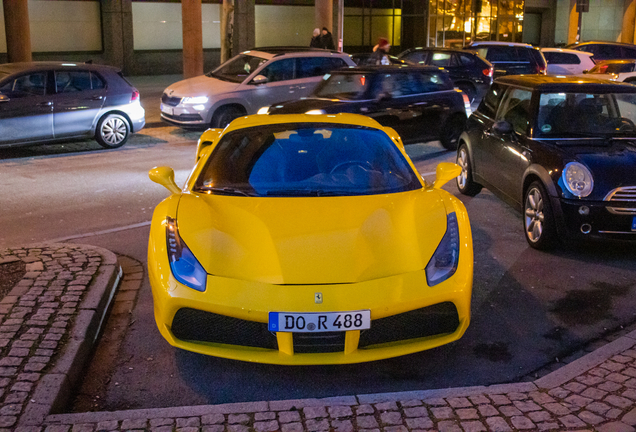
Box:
3;245;636;431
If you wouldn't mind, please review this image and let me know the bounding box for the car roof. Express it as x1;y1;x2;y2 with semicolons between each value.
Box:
402;47;474;54
468;41;534;48
567;41;636;48
329;65;444;73
223;113;385;134
594;59;636;65
247;46;342;56
495;74;636;92
0;61;119;75
541;47;594;56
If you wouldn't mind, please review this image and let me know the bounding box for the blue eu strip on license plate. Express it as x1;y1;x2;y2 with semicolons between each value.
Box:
268;310;371;333
632;216;636;231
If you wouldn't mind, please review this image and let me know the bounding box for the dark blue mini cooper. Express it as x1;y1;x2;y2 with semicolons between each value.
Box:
457;75;636;249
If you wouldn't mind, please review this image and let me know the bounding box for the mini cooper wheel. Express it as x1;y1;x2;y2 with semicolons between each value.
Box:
95;113;130;149
212;106;244;129
524;181;557;250
440;115;466;151
456;144;482;196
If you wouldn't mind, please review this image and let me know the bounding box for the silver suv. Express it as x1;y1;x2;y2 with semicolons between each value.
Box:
161;48;356;129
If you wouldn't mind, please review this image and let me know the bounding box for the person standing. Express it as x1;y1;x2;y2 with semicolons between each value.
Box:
369;37;391;65
319;27;335;50
309;28;321;48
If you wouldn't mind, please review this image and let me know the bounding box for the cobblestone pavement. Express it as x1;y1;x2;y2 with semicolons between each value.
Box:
4;246;636;431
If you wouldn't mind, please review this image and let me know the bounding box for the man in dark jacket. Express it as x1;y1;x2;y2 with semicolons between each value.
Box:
319;27;335;50
310;28;321;48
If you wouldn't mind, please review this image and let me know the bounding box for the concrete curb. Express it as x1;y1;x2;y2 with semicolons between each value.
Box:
17;244;122;427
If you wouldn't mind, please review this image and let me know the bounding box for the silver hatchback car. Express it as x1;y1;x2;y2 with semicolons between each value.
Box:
0;62;145;149
161;48;356;129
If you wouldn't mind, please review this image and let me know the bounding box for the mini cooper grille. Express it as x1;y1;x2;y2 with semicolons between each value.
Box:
605;186;636;202
358;302;459;348
162;94;182;107
293;332;345;353
171;308;277;350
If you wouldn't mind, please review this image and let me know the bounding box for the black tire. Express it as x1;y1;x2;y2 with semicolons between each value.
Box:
523;181;558;250
95;113;130;149
456;144;482;196
440;114;466;151
456;82;476;103
211;106;244;129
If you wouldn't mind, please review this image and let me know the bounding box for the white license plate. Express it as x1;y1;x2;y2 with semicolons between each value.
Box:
160;104;173;115
268;310;371;333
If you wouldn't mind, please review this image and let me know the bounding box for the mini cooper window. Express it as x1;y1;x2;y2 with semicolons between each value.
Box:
497;88;532;135
194;123;421;197
536;92;636;138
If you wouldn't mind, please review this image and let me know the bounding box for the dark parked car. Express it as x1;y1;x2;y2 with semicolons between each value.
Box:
266;65;472;150
0;62;145;148
466;42;547;77
456;75;636;249
397;47;493;103
566;41;636;61
349;52;411;66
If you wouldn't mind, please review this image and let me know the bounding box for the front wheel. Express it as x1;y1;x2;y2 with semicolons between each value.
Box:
211;106;244;129
95;113;130;149
523;181;558;250
440;115;466;151
456;144;482;196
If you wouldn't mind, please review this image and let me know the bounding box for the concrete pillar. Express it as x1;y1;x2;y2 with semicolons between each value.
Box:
622;0;636;44
233;0;255;54
101;0;134;74
315;0;333;34
567;0;579;44
182;0;204;78
3;0;32;63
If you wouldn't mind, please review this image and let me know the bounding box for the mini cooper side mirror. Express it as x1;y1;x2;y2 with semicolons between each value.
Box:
149;166;181;195
492;120;514;135
433;162;462;189
0;93;9;102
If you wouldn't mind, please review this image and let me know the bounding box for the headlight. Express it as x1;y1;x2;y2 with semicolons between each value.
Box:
181;96;209;104
426;212;460;286
165;217;206;291
257;106;270;115
562;162;593;198
306;109;326;115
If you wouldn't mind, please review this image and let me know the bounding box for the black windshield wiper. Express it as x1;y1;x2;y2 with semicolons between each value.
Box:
199;187;253;196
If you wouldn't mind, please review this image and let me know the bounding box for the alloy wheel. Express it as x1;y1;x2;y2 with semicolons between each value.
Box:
524;186;544;243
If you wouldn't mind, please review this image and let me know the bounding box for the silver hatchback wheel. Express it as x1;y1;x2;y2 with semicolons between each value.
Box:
96;113;130;149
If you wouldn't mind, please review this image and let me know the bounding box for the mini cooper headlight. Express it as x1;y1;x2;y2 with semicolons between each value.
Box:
562;162;594;198
426;212;460;286
165;217;206;291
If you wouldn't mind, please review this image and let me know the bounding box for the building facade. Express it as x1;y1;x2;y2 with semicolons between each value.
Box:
1;1;636;75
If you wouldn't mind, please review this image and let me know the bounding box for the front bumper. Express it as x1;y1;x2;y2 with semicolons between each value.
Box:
149;265;472;365
160;103;208;128
553;197;636;241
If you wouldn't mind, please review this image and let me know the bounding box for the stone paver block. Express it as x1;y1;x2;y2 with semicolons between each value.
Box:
383;426;407;432
461;420;487;432
330;419;353;432
565;394;593;407
536;421;560;431
374;401;398;411
281;423;304;432
624;407;636;425
577;375;605;386
543;402;572;415
403;406;427;417
423;397;447;406
488;395;511;406
254;420;279;432
624;389;636;401
399;399;422;408
498;405;522;417
44;426;71;432
201;414;224;425
608;395;635;409
305;418;330;432
510;416;534;430
596;422;636;432
227;425;250;432
587;401;612;415
563;382;587;393
431;407;454;419
405;417;433;429
447;397;472;408
608;373;631;383
581;387;608;400
469;395;490;405
559;414;586;428
380;411;402;425
513;400;541;412
456;408;478;420
176;417;200;428
547;387;570;399
602;361;627;372
355;416;378;429
600;381;625;392
527;410;552;423
120;419;147;430
609;408;626;419
437;420;462;432
355;405;374;415
506;392;528;401
578;410;605;425
278;411;301;424
304;406;327;419
254;412;276;422
149;418;173;427
228;414;250;424
328;406;352;418
478;404;499;417
528;392;555;404
201;426;224;432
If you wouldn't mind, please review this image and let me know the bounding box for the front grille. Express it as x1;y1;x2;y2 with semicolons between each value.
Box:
605;186;636;202
293;332;345;353
162;93;182;107
358;302;459;348
171;308;277;350
162;113;203;122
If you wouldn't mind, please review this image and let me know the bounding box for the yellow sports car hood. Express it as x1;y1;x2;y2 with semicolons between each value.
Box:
176;189;448;285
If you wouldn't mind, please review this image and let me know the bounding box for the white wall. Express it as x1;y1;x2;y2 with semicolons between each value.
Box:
555;0;624;45
0;0;102;53
255;5;314;47
132;2;221;50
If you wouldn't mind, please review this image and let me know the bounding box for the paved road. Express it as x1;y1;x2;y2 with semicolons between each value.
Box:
1;128;635;413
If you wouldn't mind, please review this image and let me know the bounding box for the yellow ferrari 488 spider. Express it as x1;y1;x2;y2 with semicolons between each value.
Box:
148;113;473;365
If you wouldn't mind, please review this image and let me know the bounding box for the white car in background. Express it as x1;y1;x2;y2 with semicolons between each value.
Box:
541;48;595;75
581;59;636;84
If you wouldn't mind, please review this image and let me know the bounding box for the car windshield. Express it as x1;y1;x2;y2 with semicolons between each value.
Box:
194;123;421;197
206;54;268;83
314;73;370;100
536;92;636;138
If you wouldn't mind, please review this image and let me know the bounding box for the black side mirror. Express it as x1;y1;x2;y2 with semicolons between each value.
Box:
492;120;514;134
